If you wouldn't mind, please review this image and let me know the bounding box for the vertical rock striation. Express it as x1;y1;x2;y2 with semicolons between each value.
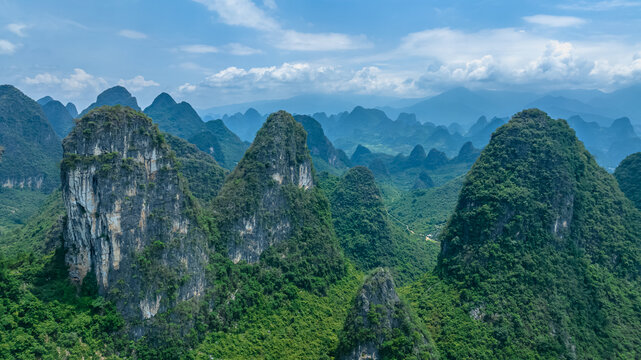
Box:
61;106;208;330
214;111;315;264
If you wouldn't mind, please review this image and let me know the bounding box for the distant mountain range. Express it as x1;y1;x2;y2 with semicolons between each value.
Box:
199;85;641;130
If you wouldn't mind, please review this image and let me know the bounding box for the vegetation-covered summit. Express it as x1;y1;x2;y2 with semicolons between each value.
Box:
213;110;346;292
336;268;438;360
431;108;641;358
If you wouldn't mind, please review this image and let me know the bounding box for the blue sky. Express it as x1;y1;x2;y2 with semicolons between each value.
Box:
1;0;640;109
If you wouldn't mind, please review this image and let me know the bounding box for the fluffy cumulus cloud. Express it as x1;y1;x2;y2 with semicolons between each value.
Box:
117;75;159;91
118;29;147;39
0;39;17;54
397;27;641;92
24;68;107;93
195;62;417;99
192;0;368;51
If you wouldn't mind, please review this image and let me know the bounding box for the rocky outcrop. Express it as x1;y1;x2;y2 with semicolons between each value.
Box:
214;111;315;264
61;106;208;330
336;268;437;360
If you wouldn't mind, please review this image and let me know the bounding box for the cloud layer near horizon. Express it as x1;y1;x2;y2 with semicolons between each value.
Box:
2;0;641;108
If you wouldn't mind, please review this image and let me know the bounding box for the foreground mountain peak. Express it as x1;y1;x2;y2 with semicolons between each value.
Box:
336;268;438;359
61;106;207;331
437;108;641;358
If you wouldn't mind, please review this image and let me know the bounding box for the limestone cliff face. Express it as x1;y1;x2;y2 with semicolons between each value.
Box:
61;106;208;327
336;268;437;360
214;111;314;264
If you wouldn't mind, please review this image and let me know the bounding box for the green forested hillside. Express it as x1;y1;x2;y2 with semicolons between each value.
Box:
429;109;641;358
329;167;438;284
0;85;62;234
615;152;641;209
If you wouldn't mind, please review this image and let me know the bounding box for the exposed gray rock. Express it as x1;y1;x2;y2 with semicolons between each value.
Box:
214;110;315;264
61;106;208;332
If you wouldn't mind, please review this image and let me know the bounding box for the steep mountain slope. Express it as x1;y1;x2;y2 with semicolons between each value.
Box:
432;109;641;358
61;106;208;333
79;86;140;116
614;152;641;209
66;102;78;118
294;114;350;170
335;268;438;360
0;85;62;232
143;92;205;139
202;119;248;168
212;110;345;291
329;166;438;283
164;133;227;203
41;99;75;137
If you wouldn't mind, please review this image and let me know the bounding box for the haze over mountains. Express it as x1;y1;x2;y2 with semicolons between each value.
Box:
200;85;641;130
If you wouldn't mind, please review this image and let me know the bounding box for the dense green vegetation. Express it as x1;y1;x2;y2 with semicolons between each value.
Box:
165;133;227;203
0;249;126;359
387;177;464;237
0;191;63;256
0;85;62;232
328;167;438;284
193;265;362;359
614;152;641;209
5;84;641;360
434;109;641;358
336;268;439;360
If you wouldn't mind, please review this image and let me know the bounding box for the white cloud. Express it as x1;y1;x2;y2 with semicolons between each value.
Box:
180;44;219;54
198;62;417;97
24;68;107;93
24;73;61;85
193;0;279;31
192;0;368;51
523;15;586;27
118;29;147;39
61;69;107;92
178;83;197;93
6;23;28;37
118;75;159;91
275;30;371;51
226;43;261;55
0;39;17;54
